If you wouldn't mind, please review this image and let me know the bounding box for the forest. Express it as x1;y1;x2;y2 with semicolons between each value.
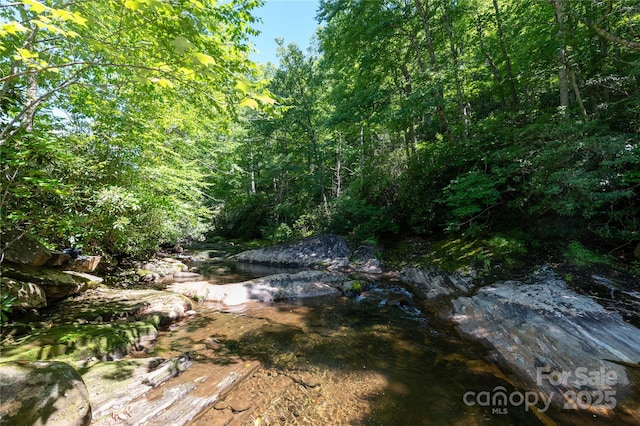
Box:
1;0;639;269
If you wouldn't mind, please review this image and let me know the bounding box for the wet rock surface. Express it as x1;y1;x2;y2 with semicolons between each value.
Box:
399;266;475;300
0;288;192;363
350;244;383;274
451;267;640;409
53;287;193;327
2;235;639;425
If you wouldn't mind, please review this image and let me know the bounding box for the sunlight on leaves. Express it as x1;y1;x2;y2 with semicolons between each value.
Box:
21;0;47;13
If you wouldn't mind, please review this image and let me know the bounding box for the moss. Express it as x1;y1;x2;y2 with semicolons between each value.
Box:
0;321;157;362
385;234;527;276
563;241;615;267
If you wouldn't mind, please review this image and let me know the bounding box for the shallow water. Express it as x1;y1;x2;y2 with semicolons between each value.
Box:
151;263;638;425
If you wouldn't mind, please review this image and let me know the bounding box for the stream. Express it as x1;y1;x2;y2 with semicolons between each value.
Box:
144;261;635;425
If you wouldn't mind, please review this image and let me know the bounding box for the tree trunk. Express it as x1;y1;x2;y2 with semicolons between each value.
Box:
492;0;518;107
25;72;38;133
413;0;451;140
550;0;570;113
359;121;365;192
443;0;469;135
568;63;587;117
399;63;418;153
249;151;256;194
335;133;343;198
475;17;506;108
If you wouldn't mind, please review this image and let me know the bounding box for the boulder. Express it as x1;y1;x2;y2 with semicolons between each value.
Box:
53;287;193;327
140;258;188;277
399;267;474;300
231;234;351;270
1;277;47;309
0;361;92;426
1;230;52;266
0;288;192;363
172;271;202;282
168;270;345;305
451;267;640;409
0;321;159;363
46;250;72;267
65;256;102;273
2;264;102;301
350;245;382;274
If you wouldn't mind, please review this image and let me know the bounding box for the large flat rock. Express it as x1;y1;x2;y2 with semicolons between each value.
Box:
451;267;640;410
85;355;260;426
2;263;102;301
1;230;52;266
399;267;475;300
53;287;193;326
168;270;345;305
1;276;47;309
231;234;351;270
0;288;193;363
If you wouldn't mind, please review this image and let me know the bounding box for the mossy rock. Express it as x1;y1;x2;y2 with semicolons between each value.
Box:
1;277;47;309
386;235;526;276
0;321;158;363
51;288;192;327
2;263;102;301
0;361;92;426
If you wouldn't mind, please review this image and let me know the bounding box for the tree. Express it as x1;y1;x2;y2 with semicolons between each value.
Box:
0;0;265;256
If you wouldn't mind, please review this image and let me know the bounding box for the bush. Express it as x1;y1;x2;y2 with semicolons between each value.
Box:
214;194;270;240
328;194;399;243
563;241;615;267
439;170;505;232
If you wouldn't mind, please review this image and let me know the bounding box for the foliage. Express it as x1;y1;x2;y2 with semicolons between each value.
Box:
263;222;296;244
419;234;527;272
1;0;638;263
207;0;638;265
563;241;615;267
0;0;265;257
440;170;504;232
214;193;270;240
0;294;16;324
327;194;399;243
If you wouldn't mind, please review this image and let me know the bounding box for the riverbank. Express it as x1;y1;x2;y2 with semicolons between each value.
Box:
1;234;639;424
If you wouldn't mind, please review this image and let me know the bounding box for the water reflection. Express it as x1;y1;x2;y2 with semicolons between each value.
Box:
196;261;304;284
159;260;637;425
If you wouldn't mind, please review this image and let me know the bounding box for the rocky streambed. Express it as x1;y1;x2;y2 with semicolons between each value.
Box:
1;234;639;425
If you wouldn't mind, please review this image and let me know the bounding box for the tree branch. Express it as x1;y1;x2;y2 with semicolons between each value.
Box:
571;10;640;50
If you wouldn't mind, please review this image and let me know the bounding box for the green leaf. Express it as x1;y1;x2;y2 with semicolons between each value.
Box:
240;97;259;109
13;47;39;61
171;36;195;54
254;94;277;105
193;52;216;67
49;9;88;27
235;77;252;94
2;22;29;35
124;0;140;11
22;0;47;14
